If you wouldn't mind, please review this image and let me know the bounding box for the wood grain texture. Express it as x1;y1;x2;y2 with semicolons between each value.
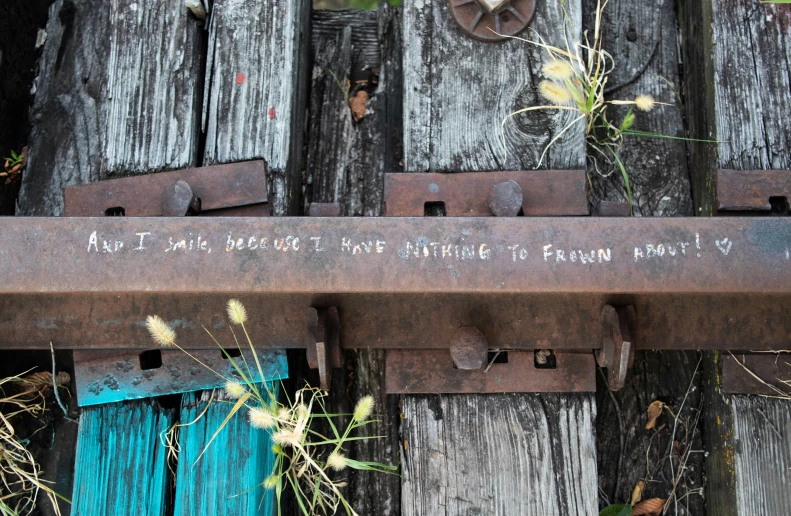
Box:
403;0;585;172
587;0;692;217
71;400;175;515
202;0;311;215
401;394;597;515
173;388;278;516
730;395;791;515
302;6;402;513
312;9;381;76
679;2;791;514
18;0;203;216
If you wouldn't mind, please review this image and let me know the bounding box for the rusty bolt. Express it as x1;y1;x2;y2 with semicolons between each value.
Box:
450;326;488;370
449;0;536;43
488;180;523;217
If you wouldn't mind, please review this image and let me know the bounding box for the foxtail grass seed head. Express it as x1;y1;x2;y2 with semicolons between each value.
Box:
542;60;574;81
272;428;303;448
249;407;275;429
539;81;572;106
146;315;176;347
226;299;248;325
224;380;246;399
353;395;374;422
263;475;278;489
634;95;655;112
327;451;348;472
277;407;292;421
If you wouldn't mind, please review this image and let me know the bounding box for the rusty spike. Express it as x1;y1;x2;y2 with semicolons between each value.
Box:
488;180;524;217
450;326;489;370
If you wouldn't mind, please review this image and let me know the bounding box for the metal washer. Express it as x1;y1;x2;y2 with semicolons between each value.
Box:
449;0;536;42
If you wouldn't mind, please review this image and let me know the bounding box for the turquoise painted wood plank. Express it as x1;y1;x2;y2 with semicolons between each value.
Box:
71;400;175;516
173;385;280;516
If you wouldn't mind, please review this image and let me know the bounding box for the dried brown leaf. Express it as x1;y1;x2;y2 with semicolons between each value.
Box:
349;90;369;122
645;400;664;429
630;480;644;506
633;497;665;515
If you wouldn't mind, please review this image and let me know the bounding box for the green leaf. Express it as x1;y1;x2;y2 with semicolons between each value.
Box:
599;504;633;516
611;151;633;215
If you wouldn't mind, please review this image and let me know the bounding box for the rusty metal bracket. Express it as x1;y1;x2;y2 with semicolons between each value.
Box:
64;160;270;217
73;348;287;406
716;169;791;213
384;170;587;216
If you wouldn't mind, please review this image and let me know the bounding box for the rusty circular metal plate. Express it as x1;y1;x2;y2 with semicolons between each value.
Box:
449;0;536;43
488;180;524;216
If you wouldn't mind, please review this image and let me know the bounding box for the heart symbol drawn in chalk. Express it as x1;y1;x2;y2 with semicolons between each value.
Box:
715;238;732;255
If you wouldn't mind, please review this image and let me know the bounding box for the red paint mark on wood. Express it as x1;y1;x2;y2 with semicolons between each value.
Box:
268;107;276;120
235;73;246;85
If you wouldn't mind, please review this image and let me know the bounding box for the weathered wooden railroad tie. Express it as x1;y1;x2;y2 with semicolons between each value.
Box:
1;163;788;398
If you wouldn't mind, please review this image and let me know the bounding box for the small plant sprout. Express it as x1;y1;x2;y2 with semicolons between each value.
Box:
499;0;687;212
1;148;26;184
146;299;397;515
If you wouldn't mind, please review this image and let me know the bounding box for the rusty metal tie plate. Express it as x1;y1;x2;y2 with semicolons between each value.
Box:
722;353;791;396
64;160;269;217
73;348;287;407
384;170;588;216
386;350;595;393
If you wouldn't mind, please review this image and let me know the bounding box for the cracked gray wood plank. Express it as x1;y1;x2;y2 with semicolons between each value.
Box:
202;0;311;215
19;0;203;216
403;0;585;172
401;394;597;515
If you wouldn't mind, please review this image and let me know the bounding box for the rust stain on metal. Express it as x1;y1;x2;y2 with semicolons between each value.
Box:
0;217;790;352
64;160;269;216
307;203;342;217
716;169;791;212
73;348;287;406
597;305;636;391
385;350;594;393
722;353;791;395
449;0;536;42
598;201;632;217
384;170;588;216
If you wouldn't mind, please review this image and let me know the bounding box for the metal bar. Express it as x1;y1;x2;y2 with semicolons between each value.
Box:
1;217;789;294
722;353;791;395
64;160;269;216
0;216;790;351
384;170;588;216
385;350;595;393
717;169;791;212
73;348;288;406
